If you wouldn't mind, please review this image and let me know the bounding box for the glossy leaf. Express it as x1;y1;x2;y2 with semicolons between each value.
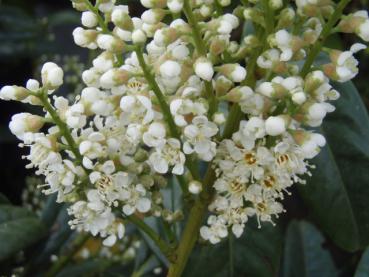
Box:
282;220;337;277
183;219;283;277
298;81;369;251
354;247;369;277
0;204;46;261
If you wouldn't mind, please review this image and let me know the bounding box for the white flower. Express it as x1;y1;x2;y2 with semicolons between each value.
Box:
183;116;218;161
121;183;152;215
306;102;335;127
299;133;326;159
120;95;155;125
143;122;166;148
65;103;87;129
200;215;228;244
334;43;366;82
148;138;185;175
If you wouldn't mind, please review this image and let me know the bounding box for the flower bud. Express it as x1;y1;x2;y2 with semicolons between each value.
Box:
265;116;287;136
194;58;214;81
213;112;226;125
26;79;40;92
100;68;131;88
9;113;44;140
111;7;133;30
215;76;234;97
0;86;28;101
277;8;295;29
292;92;307;105
132;29;147;44
189;180;202;195
167;0;184;13
141;9;166;25
216;64;247;83
96;34;125;52
154;28;180;46
160;60;182;78
291;130;326;159
223;86;254;102
270;0;283;10
41;62;64;89
81;11;98;28
338;11;369;42
140;0;167;8
209;36;228;55
219;0;231;6
72;27;98;49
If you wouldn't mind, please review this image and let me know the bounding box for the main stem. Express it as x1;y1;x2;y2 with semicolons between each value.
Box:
167;2;271;273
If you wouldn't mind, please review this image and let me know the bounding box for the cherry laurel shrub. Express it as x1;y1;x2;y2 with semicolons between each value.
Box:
1;0;368;276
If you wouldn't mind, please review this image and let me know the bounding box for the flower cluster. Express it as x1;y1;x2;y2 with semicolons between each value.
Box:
0;0;367;248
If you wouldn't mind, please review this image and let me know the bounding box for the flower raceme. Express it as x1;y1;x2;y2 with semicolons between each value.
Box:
0;0;367;266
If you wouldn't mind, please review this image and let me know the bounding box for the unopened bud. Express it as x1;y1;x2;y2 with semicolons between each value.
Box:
96;34;125;52
216;64;247;83
141;9;166;25
0;86;28;101
194;57;214;81
41;62;64;89
265;116;287;136
81;11;98;28
100;68;131;88
189;180;202;194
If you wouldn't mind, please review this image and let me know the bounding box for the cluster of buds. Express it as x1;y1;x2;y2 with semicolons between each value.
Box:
0;0;367;248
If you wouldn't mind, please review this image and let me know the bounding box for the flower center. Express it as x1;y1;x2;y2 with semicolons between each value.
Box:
229;181;246;194
244;152;256;165
263;175;276;188
277;154;290;165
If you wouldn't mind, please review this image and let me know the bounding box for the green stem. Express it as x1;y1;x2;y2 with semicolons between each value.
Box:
167;169;215;277
39;92;84;167
128;215;175;261
183;0;218;117
299;0;351;77
167;23;265;277
45;233;89;277
135;47;200;182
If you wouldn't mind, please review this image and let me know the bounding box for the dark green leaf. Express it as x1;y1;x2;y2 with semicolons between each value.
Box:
298;81;369;251
354;247;369;277
0;193;10;204
282;220;337;277
56;259;113;277
184;219;283;277
0;204;46;261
